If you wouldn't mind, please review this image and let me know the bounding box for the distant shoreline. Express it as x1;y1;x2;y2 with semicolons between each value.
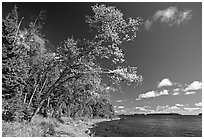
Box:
118;113;202;117
146;113;181;116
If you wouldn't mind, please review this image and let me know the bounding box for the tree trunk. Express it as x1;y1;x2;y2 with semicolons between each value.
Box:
27;81;38;108
23;93;27;104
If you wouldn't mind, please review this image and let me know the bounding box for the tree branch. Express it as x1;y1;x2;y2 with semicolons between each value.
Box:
14;17;24;43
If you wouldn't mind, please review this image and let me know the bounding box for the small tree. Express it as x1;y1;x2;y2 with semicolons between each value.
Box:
2;6;51;121
2;6;31;121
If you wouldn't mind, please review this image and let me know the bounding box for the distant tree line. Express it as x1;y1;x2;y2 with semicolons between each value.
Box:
2;4;143;122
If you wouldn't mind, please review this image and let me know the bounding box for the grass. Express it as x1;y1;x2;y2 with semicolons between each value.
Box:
2;115;58;137
2;122;44;137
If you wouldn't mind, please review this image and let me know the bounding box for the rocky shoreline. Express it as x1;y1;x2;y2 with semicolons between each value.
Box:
56;117;121;137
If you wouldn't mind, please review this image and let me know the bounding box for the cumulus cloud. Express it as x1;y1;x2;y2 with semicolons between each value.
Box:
136;91;157;100
145;6;192;30
134;106;147;111
175;104;184;107
173;88;181;92
171;81;202;96
133;106;153;113
185;81;202;91
156;105;169;111
185;91;196;95
159;89;169;95
158;78;173;88
136;89;169;100
163;105;180;111
172;92;180;96
195;102;202;107
167;106;180;111
172;88;182;95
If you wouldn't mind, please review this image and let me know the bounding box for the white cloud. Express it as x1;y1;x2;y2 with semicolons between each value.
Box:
185;81;202;91
175;104;187;107
172;92;180;96
150;104;201;114
195;102;202;107
167;106;180;111
133;106;152;113
154;7;177;23
145;6;192;30
136;90;157;100
154;105;182;113
139;107;147;111
134;106;147;111
156;105;169;111
175;104;184;107
173;88;181;92
159;89;169;95
158;78;173;88
118;106;124;109
185;91;196;95
171;88;181;95
136;90;169;100
172;88;182;95
132;103;201;115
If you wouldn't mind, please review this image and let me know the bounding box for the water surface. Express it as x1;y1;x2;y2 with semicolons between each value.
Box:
90;115;202;137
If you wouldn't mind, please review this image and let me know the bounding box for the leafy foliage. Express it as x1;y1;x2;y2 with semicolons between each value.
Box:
86;4;143;63
2;4;143;122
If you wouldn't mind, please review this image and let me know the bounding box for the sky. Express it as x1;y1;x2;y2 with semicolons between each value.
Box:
2;2;202;115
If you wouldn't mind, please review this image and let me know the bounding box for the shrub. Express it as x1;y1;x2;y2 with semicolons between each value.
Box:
2;122;44;137
2;115;59;137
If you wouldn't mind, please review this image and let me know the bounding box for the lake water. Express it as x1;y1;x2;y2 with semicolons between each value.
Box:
91;115;202;137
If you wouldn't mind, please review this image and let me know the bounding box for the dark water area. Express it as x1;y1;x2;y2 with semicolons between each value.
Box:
90;115;202;137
